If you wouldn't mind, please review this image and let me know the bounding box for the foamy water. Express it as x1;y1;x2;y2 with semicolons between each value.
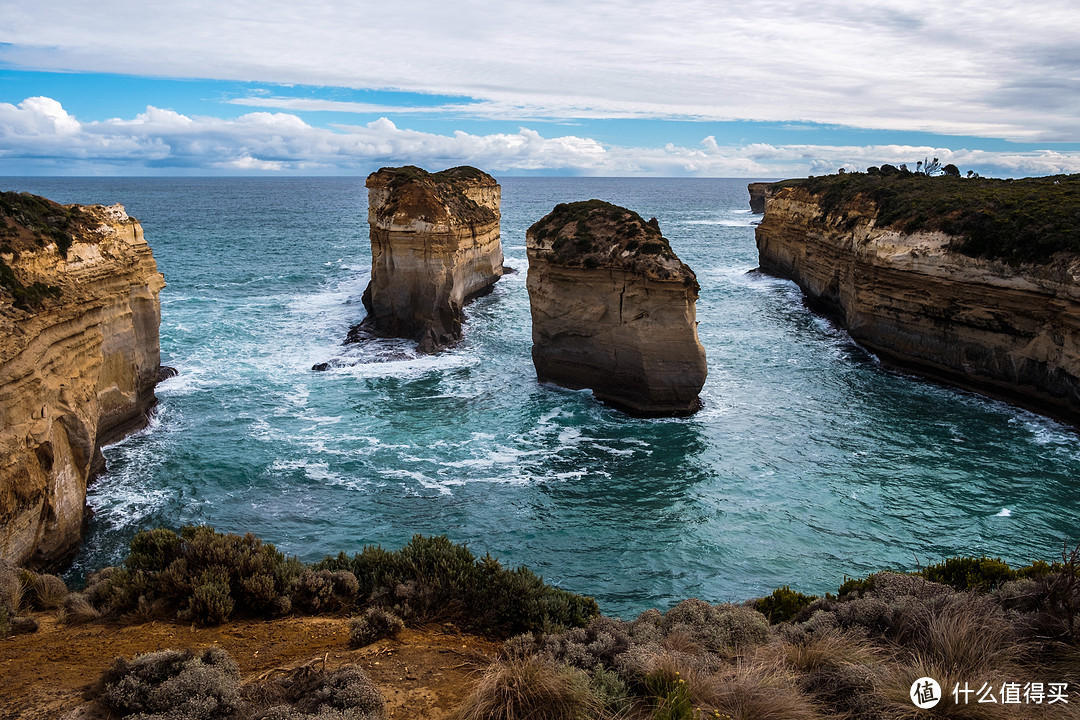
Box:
5;175;1079;618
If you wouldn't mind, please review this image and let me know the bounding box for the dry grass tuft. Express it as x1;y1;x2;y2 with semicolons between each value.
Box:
692;658;825;720
30;572;68;610
454;656;597;720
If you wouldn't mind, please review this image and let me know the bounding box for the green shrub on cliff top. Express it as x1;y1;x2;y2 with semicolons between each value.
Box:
81;527;597;635
781;172;1080;263
314;534;599;635
84;526;305;625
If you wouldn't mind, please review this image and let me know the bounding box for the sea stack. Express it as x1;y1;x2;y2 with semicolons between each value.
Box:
0;193;167;568
359;166;504;353
747;182;775;214
526;200;707;416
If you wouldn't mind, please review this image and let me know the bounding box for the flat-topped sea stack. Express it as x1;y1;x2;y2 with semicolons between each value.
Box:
748;182;775;214
527;200;707;416
756;171;1080;425
359;165;504;353
0;193;166;568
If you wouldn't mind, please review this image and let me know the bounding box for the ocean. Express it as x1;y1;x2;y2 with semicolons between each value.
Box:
5;176;1079;618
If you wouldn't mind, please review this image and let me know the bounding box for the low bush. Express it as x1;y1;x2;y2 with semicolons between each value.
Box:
82;526;304;625
754;586;818;624
314;534;598;635
99;648;242;720
348;608;404;648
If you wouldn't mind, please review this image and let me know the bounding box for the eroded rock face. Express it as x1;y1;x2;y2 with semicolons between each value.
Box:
526;200;707;416
756;186;1080;424
0;194;166;568
748;182;775;214
359;166;503;353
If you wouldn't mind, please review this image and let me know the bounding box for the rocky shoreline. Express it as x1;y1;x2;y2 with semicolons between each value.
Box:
755;173;1080;426
0;195;168;569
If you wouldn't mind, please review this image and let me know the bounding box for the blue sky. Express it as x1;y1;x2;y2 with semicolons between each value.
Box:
2;0;1079;177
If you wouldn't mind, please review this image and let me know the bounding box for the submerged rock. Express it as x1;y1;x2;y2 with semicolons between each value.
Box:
356;165;504;353
0;194;166;568
526;200;707;416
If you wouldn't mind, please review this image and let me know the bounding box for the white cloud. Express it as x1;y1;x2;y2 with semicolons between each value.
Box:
1;1;1079;141
2;97;1080;177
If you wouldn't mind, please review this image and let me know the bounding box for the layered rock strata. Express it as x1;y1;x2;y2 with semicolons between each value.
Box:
359;166;504;353
756;184;1080;424
0;194;166;568
527;200;707;416
747;182;776;214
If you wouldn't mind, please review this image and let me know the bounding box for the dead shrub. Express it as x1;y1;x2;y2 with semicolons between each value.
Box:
60;592;102;625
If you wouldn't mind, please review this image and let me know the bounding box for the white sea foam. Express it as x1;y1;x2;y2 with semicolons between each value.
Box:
996;508;1012;517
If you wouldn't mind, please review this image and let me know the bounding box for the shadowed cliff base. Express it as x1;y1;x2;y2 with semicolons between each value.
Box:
354;165;504;354
755;172;1080;429
526;200;707;417
0;192;167;570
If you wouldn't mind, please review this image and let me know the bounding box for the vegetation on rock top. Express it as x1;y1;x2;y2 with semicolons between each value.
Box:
775;171;1080;264
365;165;498;226
527;200;697;287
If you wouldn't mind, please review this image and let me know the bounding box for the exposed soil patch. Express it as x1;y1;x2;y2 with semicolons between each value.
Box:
0;613;498;720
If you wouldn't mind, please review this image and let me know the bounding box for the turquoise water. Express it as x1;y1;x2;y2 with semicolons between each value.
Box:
5;176;1080;618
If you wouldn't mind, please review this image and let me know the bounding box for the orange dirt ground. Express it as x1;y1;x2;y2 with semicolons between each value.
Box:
0;612;499;720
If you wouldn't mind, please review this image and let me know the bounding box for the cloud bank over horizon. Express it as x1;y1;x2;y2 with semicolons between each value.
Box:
3;95;1080;178
1;0;1078;176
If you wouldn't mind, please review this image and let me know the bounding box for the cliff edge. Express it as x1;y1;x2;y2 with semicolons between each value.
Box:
358;166;504;353
527;200;707;416
755;173;1080;425
0;192;166;568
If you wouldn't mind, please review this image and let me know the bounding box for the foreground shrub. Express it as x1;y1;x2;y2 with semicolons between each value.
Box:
100;648;241;720
348;608;404;648
84;526;304;624
315;534;599;635
453;657;596;720
755;586;818;624
256;666;385;720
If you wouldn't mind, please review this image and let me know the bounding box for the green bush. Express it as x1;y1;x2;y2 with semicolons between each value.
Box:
86;526;303;624
314;534;598;636
919;556;1020;591
754;586;819;624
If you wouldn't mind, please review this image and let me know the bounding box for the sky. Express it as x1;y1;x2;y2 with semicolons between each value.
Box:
1;0;1079;177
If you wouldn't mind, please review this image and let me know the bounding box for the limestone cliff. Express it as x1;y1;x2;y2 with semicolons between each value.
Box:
748;182;775;214
358;166;503;353
756;181;1080;425
0;193;166;568
526;200;707;416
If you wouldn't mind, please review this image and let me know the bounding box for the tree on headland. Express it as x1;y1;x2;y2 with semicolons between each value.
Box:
917;157;943;176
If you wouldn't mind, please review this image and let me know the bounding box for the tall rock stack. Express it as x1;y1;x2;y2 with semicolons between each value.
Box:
0;194;166;568
360;166;504;353
526;200;707;416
